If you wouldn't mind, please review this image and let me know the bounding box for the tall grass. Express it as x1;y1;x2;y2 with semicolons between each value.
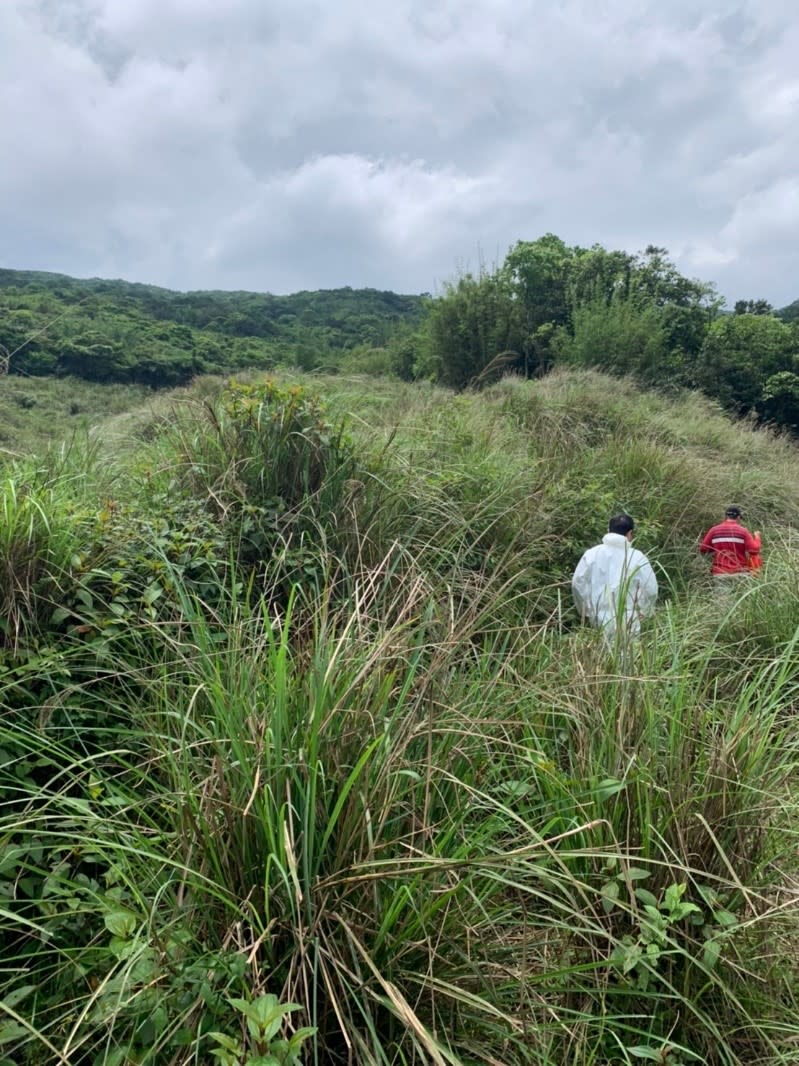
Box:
0;439;109;650
2;370;799;1064
3;559;799;1064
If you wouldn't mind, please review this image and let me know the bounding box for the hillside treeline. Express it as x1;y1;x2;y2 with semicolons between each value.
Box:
417;235;799;431
0;268;424;385
3;238;799;430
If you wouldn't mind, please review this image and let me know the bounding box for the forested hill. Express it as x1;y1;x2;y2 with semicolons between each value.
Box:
4;243;799;433
0;267;425;385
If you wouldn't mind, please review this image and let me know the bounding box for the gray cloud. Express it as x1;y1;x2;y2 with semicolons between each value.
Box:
2;0;798;304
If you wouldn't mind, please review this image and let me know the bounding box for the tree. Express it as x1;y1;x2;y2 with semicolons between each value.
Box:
568;245;636;307
734;299;774;316
502;238;719;381
504;234;577;330
695;314;797;414
553;294;668;383
502;236;628;376
424;270;527;389
630;245;721;360
761;370;799;428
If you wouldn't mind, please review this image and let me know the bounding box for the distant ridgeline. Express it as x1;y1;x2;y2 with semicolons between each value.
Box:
0;268;426;386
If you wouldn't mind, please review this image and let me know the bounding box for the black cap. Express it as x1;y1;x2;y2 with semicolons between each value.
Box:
725;505;742;518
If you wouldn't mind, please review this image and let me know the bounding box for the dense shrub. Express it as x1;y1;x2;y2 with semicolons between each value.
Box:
153;380;361;598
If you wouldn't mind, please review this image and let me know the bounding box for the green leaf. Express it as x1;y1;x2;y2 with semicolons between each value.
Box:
714;909;738;927
664;882;686;909
209;1049;241;1066
142;583;163;605
0;846;25;877
635;888;658;908
600;879;620;913
395;769;422;782
611;940;643;975
595;777;625;801
247;994;302;1042
288;1027;317;1047
1;985;34;1010
103;906;137;939
207;1032;243;1054
703;937;722;970
99;1050;128;1066
0;1024;29;1047
627;1047;664;1061
109;936;137;959
500;779;533;798
626;867;650;881
670;901;702;922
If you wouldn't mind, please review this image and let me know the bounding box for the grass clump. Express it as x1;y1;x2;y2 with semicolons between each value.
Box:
0;443;104;651
143;378;361;602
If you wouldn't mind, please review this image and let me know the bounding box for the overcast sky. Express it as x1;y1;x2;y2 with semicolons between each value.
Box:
2;1;798;306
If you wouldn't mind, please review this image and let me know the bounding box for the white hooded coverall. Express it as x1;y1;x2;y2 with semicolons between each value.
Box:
571;532;658;639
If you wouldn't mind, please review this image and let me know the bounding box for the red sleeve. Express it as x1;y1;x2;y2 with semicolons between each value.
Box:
699;526;715;554
744;528;761;554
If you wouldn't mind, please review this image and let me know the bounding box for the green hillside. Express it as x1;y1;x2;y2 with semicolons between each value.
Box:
3;367;799;1064
0;267;425;385
2;240;799;435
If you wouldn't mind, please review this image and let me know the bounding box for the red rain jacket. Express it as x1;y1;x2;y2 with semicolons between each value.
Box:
699;519;761;575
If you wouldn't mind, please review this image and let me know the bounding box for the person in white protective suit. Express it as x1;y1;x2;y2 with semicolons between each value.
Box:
571;513;658;642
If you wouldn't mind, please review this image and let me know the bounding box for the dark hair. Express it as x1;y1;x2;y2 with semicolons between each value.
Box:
725;505;742;519
608;513;635;536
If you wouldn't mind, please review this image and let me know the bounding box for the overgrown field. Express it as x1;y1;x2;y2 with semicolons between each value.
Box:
2;370;799;1065
0;376;151;457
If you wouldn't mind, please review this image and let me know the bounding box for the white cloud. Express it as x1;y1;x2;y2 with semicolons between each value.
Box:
202;154;493;292
722;179;799;248
1;0;799;304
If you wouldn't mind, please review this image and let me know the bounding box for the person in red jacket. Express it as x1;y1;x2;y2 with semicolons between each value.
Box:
699;505;761;576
